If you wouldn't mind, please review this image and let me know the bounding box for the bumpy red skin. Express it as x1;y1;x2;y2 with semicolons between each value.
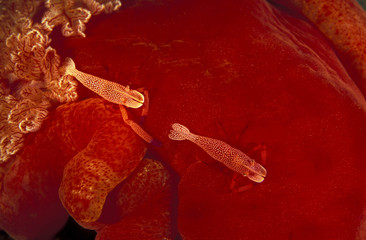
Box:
2;0;366;239
63;0;366;239
271;0;366;96
57;100;148;230
95;158;174;240
0;99;146;239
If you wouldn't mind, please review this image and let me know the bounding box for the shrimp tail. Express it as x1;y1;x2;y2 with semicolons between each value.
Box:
168;123;190;140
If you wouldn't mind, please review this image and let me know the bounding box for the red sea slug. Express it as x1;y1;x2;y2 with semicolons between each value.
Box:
0;98;146;239
1;0;366;239
64;0;366;239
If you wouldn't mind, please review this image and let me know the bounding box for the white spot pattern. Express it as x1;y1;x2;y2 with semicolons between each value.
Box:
64;58;144;108
169;123;267;183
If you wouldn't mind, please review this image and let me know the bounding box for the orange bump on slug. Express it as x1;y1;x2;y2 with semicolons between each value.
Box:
282;0;366;95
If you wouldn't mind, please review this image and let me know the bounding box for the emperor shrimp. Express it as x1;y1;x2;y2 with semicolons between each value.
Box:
168;123;267;183
63;57;160;146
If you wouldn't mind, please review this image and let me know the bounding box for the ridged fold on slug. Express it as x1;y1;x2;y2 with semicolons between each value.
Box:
0;87;24;163
0;3;75;163
0;0;124;164
4;19;79;103
7;28;50;81
58;99;147;224
42;0;121;37
95;158;174;240
0;85;52;163
0;98;147;239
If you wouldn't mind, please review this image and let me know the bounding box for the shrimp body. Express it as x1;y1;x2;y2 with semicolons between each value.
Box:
63;58;160;146
64;58;144;108
169;123;267;183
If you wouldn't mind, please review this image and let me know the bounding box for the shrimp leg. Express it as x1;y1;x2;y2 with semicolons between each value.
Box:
136;88;149;125
119;105;161;147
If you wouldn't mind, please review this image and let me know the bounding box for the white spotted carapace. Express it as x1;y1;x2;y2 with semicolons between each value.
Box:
63;57;144;108
168;123;267;183
63;58;161;146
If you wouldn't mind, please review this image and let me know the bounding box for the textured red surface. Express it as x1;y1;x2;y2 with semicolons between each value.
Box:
272;0;366;95
1;0;366;239
64;0;366;238
95;158;174;239
0;99;146;238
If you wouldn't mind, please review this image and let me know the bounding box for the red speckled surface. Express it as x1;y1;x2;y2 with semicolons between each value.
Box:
1;0;366;239
272;0;366;95
0;99;146;239
63;0;366;238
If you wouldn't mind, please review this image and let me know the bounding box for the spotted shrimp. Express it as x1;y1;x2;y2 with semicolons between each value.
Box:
63;58;159;145
168;123;267;183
